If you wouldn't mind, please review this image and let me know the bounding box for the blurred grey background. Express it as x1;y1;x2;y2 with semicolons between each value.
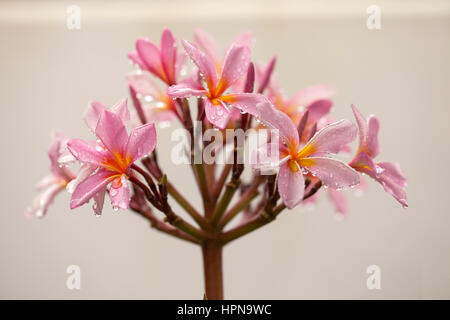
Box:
0;0;449;299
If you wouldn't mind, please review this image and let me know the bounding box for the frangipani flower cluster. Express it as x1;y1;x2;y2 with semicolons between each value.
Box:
27;28;408;300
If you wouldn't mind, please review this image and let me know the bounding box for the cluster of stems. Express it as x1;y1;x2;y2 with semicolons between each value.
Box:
127;64;322;300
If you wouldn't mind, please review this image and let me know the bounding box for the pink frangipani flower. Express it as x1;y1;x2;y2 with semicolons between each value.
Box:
67;108;156;214
349;104;408;207
26;131;75;218
167;40;268;129
65;98;132;194
254;102;360;209
194;28;253;76
128;28;183;86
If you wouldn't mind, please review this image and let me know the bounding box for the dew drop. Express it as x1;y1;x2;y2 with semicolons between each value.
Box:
144;95;154;103
113;206;119;212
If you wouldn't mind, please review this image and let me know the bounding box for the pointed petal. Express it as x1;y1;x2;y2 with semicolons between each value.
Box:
167;79;207;98
47;131;68;175
66;164;96;194
216;45;251;95
67;139;108;167
375;162;408;207
255;101;299;148
160;28;177;84
221;93;267;116
278;163;305;209
126;122;157;161
204;99;232;129
348;151;376;176
300;157;360;189
298;120;357;158
228;32;253;51
351;104;368;151
181;40;217;93
327;188;348;217
70;170;117;209
111;98;130;123
83;101;107;133
84;99;129;135
95;110;129;155
251;142;282;170
256;56;276;93
136;38;166;82
28;183;63;218
110;175;131;209
127;51;146;70
306;99;333;124
367;115;380;158
93;186;106;215
194;28;220;66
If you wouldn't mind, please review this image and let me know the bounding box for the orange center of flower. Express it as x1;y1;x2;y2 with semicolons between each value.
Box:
101;150;132;175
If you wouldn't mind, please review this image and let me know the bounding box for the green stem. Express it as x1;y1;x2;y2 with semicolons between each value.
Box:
167;182;208;229
210;179;240;227
219;186;259;228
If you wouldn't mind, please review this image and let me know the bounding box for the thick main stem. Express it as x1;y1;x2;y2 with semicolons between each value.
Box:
202;242;223;300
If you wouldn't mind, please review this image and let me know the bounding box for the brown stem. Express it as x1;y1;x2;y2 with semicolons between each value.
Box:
202;242;223;300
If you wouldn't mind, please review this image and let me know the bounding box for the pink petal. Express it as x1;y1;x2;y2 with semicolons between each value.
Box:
300;120;357;157
306;99;333;124
221;93;268;116
327;188;348;217
301;157;360;189
367;115;380;158
126;122;157;161
66;164;96;194
167;79;207;98
251;142;282;171
127;71;162;98
136;38;166;82
36;174;60;191
47;131;69;176
204;99;232;129
84;101;107;133
255;101;299;148
127;51;146;70
228;32;253;51
351;104;380;158
181;40;217;93
95;110;129;155
67;139;108;167
92;187;106;215
194;28;220;67
27;183;63;218
375;162;408;207
216;45;251;95
109;175;131;209
256;56;276;92
278;163;305;209
351;104;368;150
83;99;130;135
288;84;335;108
348;151;376;176
160;28;177;84
70;170;117;209
111;98;130;123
